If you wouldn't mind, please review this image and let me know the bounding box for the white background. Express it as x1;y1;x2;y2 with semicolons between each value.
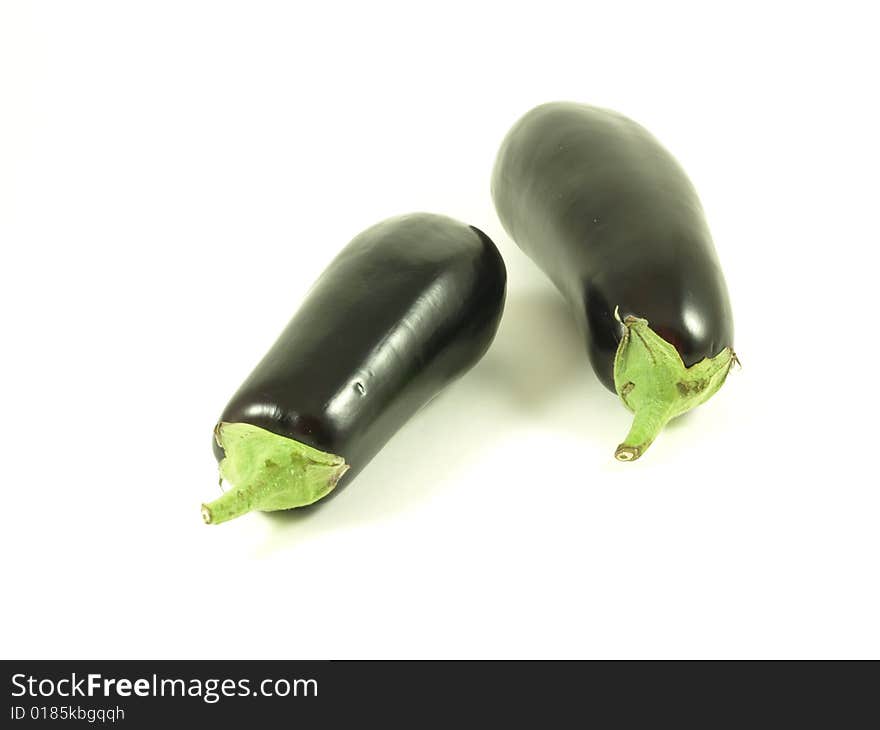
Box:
2;1;878;659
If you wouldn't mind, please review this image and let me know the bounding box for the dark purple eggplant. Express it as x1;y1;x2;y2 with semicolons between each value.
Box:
492;102;736;461
203;213;506;524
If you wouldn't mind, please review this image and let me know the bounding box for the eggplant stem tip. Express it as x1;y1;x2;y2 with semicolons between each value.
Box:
615;446;639;462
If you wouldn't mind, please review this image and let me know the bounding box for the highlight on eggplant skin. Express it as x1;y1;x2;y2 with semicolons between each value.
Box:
202;213;507;524
491;101;737;461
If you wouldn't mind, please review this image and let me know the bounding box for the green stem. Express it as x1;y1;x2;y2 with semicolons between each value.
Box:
613;314;736;462
202;422;349;525
614;403;673;461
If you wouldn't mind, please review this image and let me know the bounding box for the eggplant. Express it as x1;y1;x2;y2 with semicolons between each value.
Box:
203;213;506;524
492;102;736;461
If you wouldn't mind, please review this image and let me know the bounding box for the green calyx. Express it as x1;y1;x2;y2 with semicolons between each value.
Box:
202;422;349;525
612;314;736;462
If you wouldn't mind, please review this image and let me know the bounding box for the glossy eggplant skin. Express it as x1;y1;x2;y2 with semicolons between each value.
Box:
492;102;733;391
214;213;506;489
